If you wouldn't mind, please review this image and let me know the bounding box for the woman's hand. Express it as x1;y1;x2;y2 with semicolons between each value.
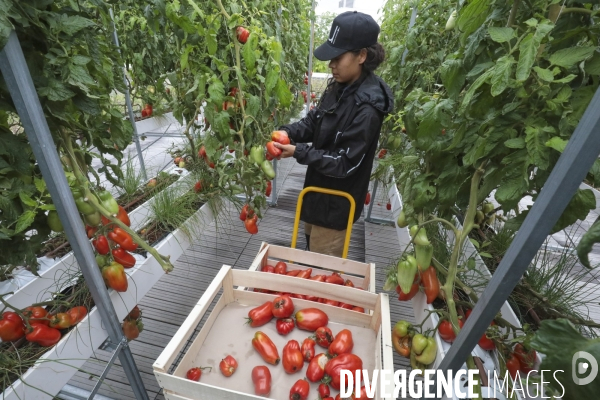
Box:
273;142;296;159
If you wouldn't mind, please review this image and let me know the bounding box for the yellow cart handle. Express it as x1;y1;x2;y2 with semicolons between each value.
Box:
291;186;356;259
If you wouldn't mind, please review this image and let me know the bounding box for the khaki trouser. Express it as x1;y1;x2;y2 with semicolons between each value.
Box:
304;222;347;258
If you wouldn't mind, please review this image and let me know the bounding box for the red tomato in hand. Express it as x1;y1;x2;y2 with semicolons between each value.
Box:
266;141;282;158
289;379;310;400
315;326;334;347
275;261;287;274
271;130;290;145
301;337;316;362
506;353;521;379
283;340;304;374
513;343;537;373
219;355;238;377
236;26;250;44
273;295;294;318
295;308;328;331
247;301;274;327
252;366;271;396
276;318;295;335
329;329;354;356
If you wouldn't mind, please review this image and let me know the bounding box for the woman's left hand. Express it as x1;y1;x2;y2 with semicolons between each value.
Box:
273;142;296;159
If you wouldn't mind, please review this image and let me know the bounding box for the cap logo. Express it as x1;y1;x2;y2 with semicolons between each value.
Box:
328;26;340;45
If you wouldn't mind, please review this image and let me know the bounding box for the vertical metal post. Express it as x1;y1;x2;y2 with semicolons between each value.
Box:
0;31;149;400
432;86;600;395
268;5;284;207
305;0;316;115
109;8;147;181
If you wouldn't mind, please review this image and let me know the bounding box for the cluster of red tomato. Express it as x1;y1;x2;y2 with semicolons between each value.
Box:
122;305;143;341
0;305;87;347
506;343;537;379
437;309;495;351
238;181;272;235
362;192;392;211
87;204;136;293
255;261;365;312
140;103;153;118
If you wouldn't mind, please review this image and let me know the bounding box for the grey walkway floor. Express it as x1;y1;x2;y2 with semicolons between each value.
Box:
65;157;412;399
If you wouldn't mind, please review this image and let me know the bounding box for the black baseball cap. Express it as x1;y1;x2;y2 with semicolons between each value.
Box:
314;11;380;61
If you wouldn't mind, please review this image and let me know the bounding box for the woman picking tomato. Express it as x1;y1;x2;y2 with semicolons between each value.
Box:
273;11;393;257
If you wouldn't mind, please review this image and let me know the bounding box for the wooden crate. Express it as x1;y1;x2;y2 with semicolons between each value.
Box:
249;242;376;292
153;265;394;400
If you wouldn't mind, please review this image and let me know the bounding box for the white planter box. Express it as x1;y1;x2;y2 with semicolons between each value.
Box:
0;165;189;311
2;201;216;400
388;184;542;400
135;112;178;136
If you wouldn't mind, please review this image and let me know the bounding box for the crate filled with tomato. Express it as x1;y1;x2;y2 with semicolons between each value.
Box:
153;265;393;400
248;242;376;299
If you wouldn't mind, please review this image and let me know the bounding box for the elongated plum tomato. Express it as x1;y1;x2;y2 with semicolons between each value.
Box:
246;301;273;327
295;308;328;331
252;366;271;396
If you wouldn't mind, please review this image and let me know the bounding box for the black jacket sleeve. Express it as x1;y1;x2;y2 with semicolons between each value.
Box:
279;108;319;144
292;107;382;178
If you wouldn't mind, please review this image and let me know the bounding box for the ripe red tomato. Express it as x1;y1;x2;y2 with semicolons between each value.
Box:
274;261;287;274
513;343;537;373
271;130;290;145
101;205;130;227
478;332;495;351
127;306;141;320
306;353;328;382
283;340;304;374
24;306;49;326
262;264;275;273
93;235;110;255
25;322;62;347
295;308;329;331
315;326;334;347
266;141;282;158
325;272;345;285
251;366;271;396
194;181;203;193
273;295;294;318
276;318;295;335
247;301;274;327
324;353;363;390
318;383;331;399
102;262;128;292
112;248;136;268
386;202;392;210
329;329;354;356
252;331;280;365
122;319;141;340
420;266;440;304
239;204;252;221
395;282;419;301
236;26;250;44
378;149;387;158
289;378;310;400
245;214;258;234
301;337;316;362
296;268;312;279
67;306;87;325
364;191;371;205
265;180;272;197
219;355;238;377
438;319;464;343
0;312;26;341
186;367;203;381
323;299;339;307
506;353;521;379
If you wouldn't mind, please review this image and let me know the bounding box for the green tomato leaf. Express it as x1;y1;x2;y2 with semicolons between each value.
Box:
456;0;490;45
504;137;525;149
490;55;514;97
207;30;217;56
246;94;261;117
577;220;600;269
440;59;466;100
275;79;293;108
488;27;514;43
495;175;528;210
545;137;567;153
242;37;256;71
549;46;596;68
516;33;538;82
552;188;596;233
265;67;279;95
15;210;35;234
208;78;225;103
533;66;554;82
19;192;37;207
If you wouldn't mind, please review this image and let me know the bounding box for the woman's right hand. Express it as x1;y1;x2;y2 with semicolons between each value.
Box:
273;142;296;159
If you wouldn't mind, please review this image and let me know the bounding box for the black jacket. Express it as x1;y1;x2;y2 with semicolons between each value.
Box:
280;71;394;230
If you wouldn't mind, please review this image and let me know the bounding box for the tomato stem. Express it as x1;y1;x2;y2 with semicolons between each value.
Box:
0;293;32;331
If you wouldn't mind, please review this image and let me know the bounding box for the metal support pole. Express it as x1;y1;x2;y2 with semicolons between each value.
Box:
109;8;147;181
431;86;600;396
0;31;149;400
87;338;127;399
305;0;316;116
